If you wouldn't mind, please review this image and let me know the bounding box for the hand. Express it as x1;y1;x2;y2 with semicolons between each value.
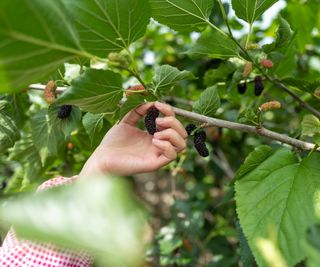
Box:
80;102;188;177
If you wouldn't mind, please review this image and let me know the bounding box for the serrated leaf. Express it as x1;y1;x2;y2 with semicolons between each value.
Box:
61;0;151;57
153;65;195;93
0;0;151;92
0;103;20;151
236;221;254;267
235;145;273;180
57;69;123;113
30;110;64;165
193;86;220;117
231;0;279;24
0;177;147;267
82;113;111;148
302;115;320;137
48;104;82;137
281;78;320;94
187;29;238;59
236;149;320;267
150;0;214;32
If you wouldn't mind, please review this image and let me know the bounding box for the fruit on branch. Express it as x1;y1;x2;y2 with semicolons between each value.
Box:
194;131;209;157
185;124;196;136
107;52;128;66
260;59;274;69
254;76;264;96
144;107;159;135
259;101;281;112
44;80;57;104
67;142;75;150
314;88;320;98
126;84;148;97
243;62;253;77
57;105;72;119
237;82;247;94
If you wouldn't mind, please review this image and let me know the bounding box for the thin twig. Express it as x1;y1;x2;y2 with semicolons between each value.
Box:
28;84;320;152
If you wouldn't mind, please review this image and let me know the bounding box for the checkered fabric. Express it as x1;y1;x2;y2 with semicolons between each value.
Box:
0;176;94;267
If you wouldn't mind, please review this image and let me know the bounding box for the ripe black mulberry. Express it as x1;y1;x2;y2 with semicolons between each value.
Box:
145;107;159;135
194;131;209;157
254;76;264;96
185;124;196;136
237;82;247;94
57;105;72;119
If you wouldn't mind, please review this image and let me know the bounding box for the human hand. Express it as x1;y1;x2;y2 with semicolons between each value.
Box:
79;102;188;177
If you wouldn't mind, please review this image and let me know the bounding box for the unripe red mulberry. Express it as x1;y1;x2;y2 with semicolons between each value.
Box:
57;105;72;119
237;82;247;94
144;107;159;135
185;124;196;136
243;62;253;77
260;59;274;69
254;76;264;96
44;80;57;104
259;101;281;112
126;84;148;97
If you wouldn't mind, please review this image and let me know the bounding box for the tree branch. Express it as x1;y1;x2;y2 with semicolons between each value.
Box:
28;84;320;152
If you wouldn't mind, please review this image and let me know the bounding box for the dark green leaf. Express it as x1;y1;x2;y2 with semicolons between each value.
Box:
153;65;195;93
187;29;238;59
150;0;214;32
57;69;123;113
231;0;279;24
193;86;220;117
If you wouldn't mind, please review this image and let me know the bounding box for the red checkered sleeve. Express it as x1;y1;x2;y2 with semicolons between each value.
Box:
0;176;94;267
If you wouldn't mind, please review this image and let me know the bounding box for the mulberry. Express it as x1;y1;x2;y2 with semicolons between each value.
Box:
57;105;72;119
260;59;274;69
237;82;247;94
145;107;159;135
194;131;209;157
254;76;264;96
126;84;148;97
44;80;57;104
185;124;196;136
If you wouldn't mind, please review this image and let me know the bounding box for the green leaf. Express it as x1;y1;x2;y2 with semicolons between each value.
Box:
236;221;254;267
153;65;195;93
30;109;64;165
82;113;111;148
0;0;151;92
0;0;81;92
263;16;294;53
236;149;320;266
231;0;279;24
301;115;320;137
235;145;273;180
204;61;237;87
57;69;123;113
281;78;320;94
48;104;82;137
149;0;214;32
0;177;147;267
193;86;220;117
303;225;320;267
187;29;239;59
0;101;20;151
61;0;151;57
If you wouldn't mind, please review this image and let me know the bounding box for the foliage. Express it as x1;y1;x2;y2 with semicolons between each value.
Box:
0;0;320;266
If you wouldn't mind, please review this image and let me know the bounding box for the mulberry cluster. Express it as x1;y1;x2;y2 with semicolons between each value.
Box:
185;123;196;136
254;76;264;96
145;107;159;135
194;131;209;157
237;82;247;94
57;105;72;119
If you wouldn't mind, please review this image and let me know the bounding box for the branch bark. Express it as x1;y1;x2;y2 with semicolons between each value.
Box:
28;84;320;152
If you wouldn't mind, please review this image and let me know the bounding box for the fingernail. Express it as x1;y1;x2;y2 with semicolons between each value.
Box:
152;138;161;144
154;132;160;138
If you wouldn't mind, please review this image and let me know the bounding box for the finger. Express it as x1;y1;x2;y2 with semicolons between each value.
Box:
121;102;154;126
152;139;177;161
156;116;188;139
154;129;186;152
154;101;175;117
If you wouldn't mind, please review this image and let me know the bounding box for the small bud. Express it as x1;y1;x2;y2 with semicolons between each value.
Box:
260;59;274;69
243;62;253;77
314;88;320;98
259;101;281;112
107;52;128;66
246;43;260;50
44;80;57;104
